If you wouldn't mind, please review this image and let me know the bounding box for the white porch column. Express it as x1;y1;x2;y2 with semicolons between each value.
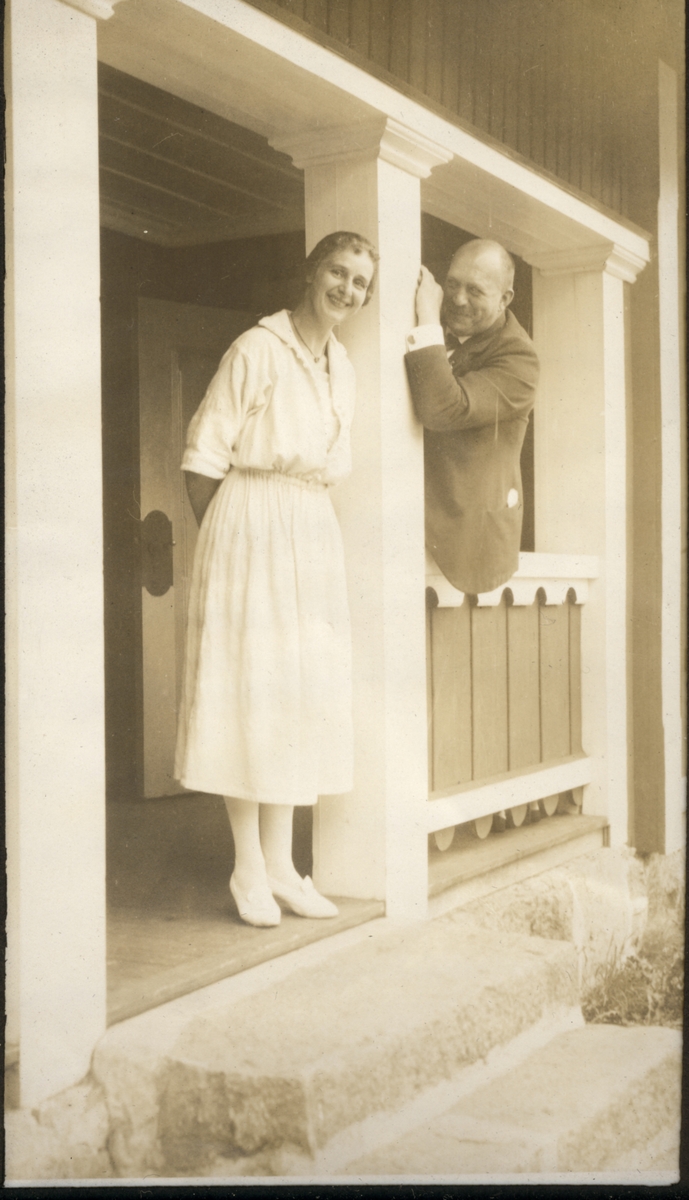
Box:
657;61;685;853
6;0;119;1106
531;245;646;847
273;122;451;918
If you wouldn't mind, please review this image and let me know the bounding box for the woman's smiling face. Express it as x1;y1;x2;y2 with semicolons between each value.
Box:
306;248;375;326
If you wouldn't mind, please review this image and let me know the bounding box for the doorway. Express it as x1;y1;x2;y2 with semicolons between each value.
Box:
99;63;383;1025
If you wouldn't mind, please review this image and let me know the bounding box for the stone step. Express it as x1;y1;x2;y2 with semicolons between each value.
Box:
94;912;579;1177
343;1024;681;1178
460;845;650;990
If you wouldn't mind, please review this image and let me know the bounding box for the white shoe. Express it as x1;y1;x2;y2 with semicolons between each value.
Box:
267;874;339;919
230;874;281;927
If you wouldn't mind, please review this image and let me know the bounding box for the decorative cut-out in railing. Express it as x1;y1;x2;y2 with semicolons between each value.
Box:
425;550;599;609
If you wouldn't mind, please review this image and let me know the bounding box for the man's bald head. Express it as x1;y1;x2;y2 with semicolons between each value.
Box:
450;239;515;292
442;239;516;338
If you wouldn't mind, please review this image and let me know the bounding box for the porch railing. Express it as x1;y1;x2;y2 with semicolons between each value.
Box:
425;551;599;835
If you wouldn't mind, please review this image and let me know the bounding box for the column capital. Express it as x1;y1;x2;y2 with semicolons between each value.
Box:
531;242;647;283
58;0;125;19
271;117;452;179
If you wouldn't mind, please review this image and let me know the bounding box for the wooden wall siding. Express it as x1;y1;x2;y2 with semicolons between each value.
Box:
426;596;582;794
251;0;658;221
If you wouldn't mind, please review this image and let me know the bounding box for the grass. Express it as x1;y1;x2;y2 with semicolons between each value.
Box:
582;942;684;1029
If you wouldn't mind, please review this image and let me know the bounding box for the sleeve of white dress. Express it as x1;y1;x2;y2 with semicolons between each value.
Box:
181;338;258;479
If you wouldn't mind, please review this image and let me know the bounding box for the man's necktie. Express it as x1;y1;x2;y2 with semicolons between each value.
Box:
446;334;471;374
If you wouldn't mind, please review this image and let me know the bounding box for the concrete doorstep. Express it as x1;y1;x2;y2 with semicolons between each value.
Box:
5;847;683;1182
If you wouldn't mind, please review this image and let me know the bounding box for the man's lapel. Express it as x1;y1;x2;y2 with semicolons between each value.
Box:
445;311;508;374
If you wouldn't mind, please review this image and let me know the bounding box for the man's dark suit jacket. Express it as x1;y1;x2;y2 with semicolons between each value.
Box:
405;309;539;595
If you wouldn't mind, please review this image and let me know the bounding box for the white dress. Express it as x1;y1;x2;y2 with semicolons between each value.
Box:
174;310;355;805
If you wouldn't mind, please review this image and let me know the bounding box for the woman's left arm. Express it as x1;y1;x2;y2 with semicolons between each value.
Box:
182;337;259;522
185;471;222;526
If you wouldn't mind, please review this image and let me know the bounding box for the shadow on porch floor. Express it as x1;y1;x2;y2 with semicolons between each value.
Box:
106;794;383;1026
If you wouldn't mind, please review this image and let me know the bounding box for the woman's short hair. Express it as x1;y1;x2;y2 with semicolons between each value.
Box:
305;231;380;306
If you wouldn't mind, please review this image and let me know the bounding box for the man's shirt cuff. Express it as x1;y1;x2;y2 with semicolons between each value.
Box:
406;324;445;352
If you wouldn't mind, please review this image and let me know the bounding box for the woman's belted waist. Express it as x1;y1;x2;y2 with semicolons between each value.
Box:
233;466;328;492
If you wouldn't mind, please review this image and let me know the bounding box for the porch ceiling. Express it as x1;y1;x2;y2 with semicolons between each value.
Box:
98;0;650;266
98;62;305;246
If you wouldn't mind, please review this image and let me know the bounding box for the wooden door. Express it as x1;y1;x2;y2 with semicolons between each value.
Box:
138;298;254;797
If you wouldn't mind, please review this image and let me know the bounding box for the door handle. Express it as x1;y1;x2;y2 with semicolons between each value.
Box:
141;509;174;596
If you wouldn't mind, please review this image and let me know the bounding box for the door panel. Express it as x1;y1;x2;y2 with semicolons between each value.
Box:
138;298;254;797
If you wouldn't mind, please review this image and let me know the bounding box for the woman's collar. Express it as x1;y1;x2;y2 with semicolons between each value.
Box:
259;309;345;365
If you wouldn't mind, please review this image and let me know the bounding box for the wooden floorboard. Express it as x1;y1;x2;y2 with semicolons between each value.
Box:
108;897;384;1026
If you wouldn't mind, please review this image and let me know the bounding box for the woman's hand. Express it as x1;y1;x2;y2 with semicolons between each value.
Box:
415;265;444;326
185;471;222;526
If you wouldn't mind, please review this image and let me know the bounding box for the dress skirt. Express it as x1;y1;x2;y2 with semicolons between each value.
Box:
175;467;353;805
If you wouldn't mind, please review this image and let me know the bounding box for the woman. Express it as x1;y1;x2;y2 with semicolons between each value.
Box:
175;231;378;927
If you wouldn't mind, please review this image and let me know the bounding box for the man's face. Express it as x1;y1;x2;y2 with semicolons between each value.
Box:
441;248;514;338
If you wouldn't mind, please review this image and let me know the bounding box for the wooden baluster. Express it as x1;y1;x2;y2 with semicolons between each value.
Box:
427;592;472;849
471;813;494;840
561;594;585;814
536;594;572;820
431;605;472;793
470;596;504;846
433;826;455;852
506;597;541;826
568;596;583;754
540;794;560;817
471;598;509;780
539;594;572;761
426;599;434;795
507;599;541;770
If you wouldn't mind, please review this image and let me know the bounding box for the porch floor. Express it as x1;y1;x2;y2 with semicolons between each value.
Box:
107;797;606;1027
106;794;383;1026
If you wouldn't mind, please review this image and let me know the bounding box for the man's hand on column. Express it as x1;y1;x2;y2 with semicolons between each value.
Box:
414;265;444;326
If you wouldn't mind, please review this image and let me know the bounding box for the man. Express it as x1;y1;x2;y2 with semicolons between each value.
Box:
405;238;539;595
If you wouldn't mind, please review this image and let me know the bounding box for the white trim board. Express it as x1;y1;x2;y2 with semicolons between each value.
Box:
425;551;600;608
427;756;593;832
657;61;685;854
